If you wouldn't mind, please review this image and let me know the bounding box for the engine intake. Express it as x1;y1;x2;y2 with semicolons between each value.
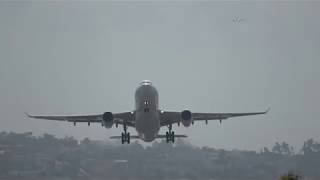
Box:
181;110;192;127
102;112;114;128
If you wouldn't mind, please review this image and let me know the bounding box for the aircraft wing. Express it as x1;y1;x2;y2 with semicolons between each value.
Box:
160;109;269;126
26;112;135;127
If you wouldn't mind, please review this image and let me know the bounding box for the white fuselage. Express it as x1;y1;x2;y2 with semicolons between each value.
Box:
134;83;160;142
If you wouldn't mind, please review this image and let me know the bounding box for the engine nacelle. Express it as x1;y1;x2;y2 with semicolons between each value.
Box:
102;112;113;128
181;110;192;127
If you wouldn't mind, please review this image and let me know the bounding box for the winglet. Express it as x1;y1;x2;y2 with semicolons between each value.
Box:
265;108;271;114
25;112;32;118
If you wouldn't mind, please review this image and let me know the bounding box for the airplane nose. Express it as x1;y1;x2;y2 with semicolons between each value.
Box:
141;80;152;86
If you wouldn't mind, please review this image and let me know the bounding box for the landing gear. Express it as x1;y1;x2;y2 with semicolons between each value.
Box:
121;124;130;144
166;124;175;143
121;132;130;144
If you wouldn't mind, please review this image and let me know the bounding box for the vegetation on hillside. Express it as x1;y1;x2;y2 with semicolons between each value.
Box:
0;131;319;180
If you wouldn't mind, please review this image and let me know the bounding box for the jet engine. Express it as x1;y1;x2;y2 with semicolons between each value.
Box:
181;110;192;127
102;112;114;128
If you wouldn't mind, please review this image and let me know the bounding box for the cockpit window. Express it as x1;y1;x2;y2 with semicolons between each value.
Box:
141;80;152;86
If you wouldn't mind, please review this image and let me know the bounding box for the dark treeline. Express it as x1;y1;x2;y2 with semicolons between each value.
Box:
0;131;319;180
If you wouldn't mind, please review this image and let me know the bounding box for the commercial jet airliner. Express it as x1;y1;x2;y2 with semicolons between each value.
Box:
27;80;268;144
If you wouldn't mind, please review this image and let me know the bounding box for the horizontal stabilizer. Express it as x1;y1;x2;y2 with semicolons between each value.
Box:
110;134;188;140
156;135;188;138
110;135;140;139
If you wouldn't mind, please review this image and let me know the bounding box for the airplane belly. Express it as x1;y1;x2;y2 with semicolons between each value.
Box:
135;111;159;142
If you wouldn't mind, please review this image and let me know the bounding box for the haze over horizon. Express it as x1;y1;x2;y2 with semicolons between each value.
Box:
0;2;319;151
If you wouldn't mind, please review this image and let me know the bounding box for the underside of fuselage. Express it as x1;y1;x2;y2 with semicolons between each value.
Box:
134;82;160;142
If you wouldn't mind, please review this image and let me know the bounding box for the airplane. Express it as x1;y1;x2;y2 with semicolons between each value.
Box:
27;80;268;144
232;16;244;23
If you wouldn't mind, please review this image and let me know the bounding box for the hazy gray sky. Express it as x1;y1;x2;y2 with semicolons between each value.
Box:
0;2;319;150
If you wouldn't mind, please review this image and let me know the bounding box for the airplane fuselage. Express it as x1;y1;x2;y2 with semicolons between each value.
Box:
134;82;160;142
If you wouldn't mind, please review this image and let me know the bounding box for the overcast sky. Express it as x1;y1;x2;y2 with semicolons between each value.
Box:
0;1;319;150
